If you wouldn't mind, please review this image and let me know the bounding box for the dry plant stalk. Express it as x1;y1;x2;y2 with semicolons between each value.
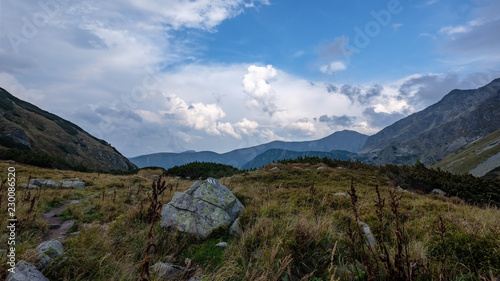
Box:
328;241;339;281
140;176;169;281
436;215;448;281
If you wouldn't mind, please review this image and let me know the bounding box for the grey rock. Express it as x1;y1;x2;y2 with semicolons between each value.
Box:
6;260;49;281
216;242;228;248
161;178;244;239
359;221;377;247
36;240;64;268
30;179;60;188
431;189;446;196
61;181;86;189
317;166;325;170
334;192;350;197
42;212;57;219
270;167;279;170
229;217;242;236
21;184;39;189
150;262;184;278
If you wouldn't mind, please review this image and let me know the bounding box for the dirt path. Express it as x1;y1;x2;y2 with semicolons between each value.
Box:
41;195;94;242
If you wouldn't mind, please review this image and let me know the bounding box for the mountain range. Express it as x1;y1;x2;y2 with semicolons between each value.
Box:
129;130;368;169
131;78;500;176
0;87;136;172
1;78;499;177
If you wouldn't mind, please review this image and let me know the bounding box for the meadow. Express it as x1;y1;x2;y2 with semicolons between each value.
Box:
0;160;499;280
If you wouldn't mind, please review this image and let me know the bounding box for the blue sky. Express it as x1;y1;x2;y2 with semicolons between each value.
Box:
1;0;499;157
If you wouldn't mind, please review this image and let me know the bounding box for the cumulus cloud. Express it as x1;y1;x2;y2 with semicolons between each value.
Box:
320;61;347;75
164;94;240;138
242;65;278;115
283;119;316;136
234;118;259;135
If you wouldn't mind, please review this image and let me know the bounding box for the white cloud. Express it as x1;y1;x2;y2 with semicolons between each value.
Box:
319;61;347;75
242;64;278;115
283;119;316;136
439;25;468;36
235;118;259;135
261;129;284;141
164;93;240;138
127;0;269;31
0;72;44;103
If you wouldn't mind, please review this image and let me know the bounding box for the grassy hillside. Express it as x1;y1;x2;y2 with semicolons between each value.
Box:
433;129;500;177
0;160;499;280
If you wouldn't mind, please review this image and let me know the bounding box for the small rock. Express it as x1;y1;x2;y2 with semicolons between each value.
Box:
60;220;75;231
36;240;64;269
6;260;49;281
334;192;350;197
152;175;160;179
431;189;446;196
216;242;228;248
229;218;242;236
369;176;377;179
42;212;57;219
317;166;325;170
149;262;184;278
359;221;377;247
270;167;279;170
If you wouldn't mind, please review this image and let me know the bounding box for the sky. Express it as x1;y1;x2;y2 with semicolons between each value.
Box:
0;0;499;157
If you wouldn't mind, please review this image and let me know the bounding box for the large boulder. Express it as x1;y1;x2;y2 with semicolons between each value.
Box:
6;260;49;281
160;178;244;239
30;179;61;188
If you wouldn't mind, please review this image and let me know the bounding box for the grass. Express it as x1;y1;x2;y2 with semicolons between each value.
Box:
0;160;499;280
433;128;500;175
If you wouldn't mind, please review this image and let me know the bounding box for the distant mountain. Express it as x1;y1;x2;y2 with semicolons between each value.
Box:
130;130;368;169
432;128;500;177
240;149;357;170
0;87;136;171
359;78;500;166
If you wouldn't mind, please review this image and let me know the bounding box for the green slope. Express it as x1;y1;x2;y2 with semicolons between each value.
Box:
433;128;500;177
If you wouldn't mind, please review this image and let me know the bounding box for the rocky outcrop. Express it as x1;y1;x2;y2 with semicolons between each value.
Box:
6;260;49;281
160;178;244;239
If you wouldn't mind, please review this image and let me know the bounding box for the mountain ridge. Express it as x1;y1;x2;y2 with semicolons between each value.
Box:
0;87;136;171
130;130;368;169
359;78;500;166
